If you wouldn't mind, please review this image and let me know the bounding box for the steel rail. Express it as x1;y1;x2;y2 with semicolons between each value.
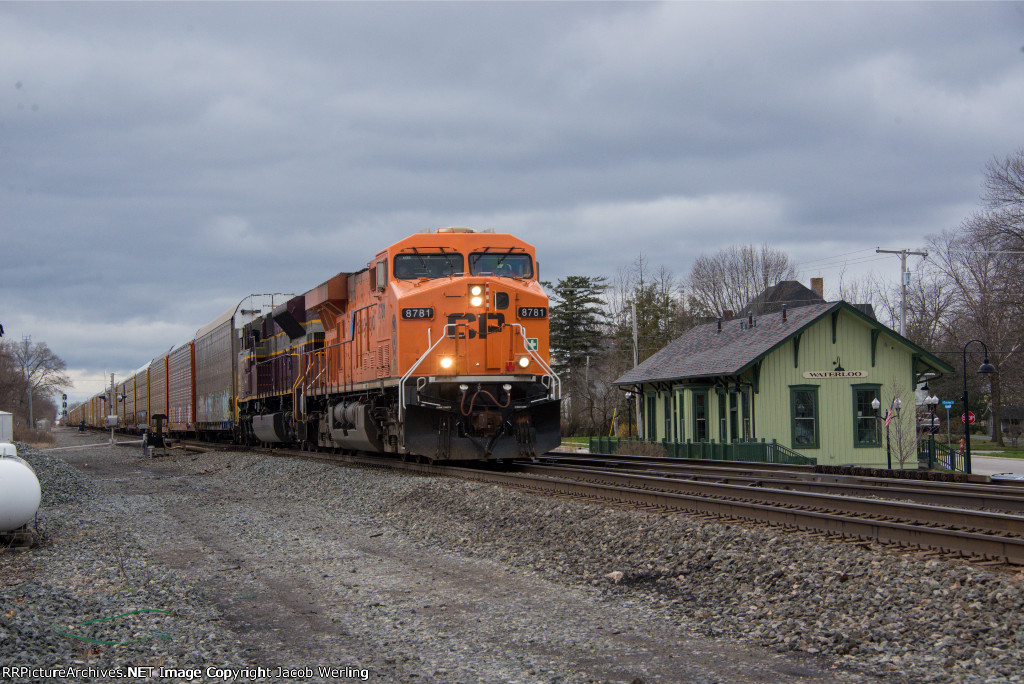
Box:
550;453;815;473
552;454;1006;490
530;462;1024;514
540;454;1024;501
513;464;1024;536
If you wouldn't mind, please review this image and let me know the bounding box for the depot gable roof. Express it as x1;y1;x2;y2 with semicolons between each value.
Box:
613;301;954;387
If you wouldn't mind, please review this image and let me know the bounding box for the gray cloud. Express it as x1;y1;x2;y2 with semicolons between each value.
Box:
2;2;1023;402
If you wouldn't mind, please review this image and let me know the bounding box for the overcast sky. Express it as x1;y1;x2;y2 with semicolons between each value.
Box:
3;2;1024;404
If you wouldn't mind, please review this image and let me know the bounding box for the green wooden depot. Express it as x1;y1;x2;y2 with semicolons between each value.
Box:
612;301;954;468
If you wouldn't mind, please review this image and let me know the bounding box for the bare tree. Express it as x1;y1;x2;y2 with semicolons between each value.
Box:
903;266;957;350
982;148;1024;246
888;380;919;469
833;267;879;308
928;220;1020;445
1;338;72;428
686;244;797;319
862;261;959;349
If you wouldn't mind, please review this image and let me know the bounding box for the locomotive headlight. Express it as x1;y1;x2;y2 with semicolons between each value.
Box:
470;296;484;307
518;356;531;369
470;285;483;296
440;357;454;369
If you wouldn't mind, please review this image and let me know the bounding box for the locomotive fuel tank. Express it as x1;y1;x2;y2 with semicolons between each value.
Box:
329;402;384;452
252;413;292;443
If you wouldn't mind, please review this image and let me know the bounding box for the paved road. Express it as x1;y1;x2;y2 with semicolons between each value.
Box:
970;453;1024;477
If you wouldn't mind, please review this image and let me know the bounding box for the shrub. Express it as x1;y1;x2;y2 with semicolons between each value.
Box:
12;425;56;446
617;440;669;458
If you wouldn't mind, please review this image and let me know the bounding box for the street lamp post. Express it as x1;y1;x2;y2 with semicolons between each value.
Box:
961;339;997;475
871;396;882;468
624;392;633;439
925;394;939;469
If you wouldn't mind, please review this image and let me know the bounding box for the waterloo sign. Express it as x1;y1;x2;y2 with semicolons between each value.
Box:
801;370;868;379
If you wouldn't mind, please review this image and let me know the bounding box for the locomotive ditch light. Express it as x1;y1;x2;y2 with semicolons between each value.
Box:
518;356;531;369
469;284;485;307
440;357;454;369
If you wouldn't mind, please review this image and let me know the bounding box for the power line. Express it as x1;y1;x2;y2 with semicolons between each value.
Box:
793;254;891;276
798;247;877;266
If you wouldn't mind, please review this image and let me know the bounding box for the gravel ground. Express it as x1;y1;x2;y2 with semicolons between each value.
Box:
1;442;259;681
2;430;1023;683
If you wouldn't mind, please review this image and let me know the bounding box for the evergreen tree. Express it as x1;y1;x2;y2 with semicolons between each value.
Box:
547;275;608;378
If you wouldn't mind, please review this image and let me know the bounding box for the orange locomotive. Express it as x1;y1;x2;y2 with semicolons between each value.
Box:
237;227;561;461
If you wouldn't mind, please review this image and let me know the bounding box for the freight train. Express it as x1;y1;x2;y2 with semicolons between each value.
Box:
68;228;561;461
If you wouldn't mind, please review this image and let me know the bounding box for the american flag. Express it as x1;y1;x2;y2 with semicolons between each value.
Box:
884;409;894;427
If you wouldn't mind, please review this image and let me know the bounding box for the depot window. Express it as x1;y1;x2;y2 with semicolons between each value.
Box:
853;384;882;447
469;252;533;278
790;385;820;449
393;253;464;280
692;390;708;442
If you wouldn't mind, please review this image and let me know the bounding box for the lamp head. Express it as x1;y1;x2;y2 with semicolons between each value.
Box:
870;397;881;411
978;358;997;374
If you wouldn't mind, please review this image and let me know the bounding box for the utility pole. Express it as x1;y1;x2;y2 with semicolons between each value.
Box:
876;247;928;337
632;302;642;439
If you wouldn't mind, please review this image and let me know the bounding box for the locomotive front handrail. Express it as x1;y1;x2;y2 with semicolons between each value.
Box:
507;323;561;400
398;323;459;421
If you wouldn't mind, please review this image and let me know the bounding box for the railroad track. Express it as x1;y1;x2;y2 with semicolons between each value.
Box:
160;439;1024;565
534;454;1024;514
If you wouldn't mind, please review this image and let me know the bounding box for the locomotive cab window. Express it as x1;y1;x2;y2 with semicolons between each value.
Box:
469;252;533;278
394;253;464;280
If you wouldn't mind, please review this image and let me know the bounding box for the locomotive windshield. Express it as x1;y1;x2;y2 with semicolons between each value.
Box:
469;252;533;278
393;252;464;280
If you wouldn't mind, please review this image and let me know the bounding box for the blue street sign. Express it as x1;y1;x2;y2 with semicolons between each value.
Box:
942;400;955;409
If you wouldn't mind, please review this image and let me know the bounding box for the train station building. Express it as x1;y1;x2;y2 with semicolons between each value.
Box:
613;293;954;468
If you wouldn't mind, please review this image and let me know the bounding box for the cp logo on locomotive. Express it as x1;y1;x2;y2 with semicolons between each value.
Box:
446;313;505;338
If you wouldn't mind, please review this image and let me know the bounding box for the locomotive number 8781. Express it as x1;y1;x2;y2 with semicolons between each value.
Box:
237;227;561;461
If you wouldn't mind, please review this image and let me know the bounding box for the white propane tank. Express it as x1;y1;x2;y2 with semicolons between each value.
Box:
0;444;41;531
